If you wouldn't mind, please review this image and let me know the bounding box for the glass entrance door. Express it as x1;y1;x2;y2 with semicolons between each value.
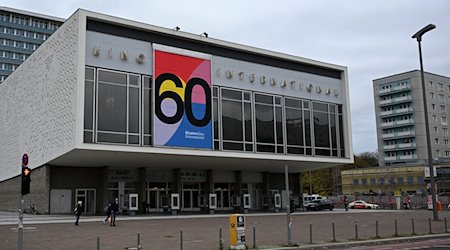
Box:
147;189;169;212
214;183;233;211
75;189;96;214
146;182;170;213
181;183;204;211
215;189;232;211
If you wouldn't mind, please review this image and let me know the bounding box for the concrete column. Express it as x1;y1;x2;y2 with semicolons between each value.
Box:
173;169;181;193
100;166;109;211
299;172;304;198
138;167;146;213
206;169;214;193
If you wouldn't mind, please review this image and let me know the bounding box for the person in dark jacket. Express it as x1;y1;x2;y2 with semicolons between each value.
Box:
74;201;84;226
110;197;119;226
103;202;112;224
343;196;349;211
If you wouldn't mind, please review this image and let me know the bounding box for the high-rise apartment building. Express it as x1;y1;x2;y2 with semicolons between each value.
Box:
374;70;450;167
0;6;64;83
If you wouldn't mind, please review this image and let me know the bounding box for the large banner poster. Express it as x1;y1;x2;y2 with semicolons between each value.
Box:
153;49;212;149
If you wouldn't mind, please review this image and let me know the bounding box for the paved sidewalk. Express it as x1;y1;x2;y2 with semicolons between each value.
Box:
1;209;450;249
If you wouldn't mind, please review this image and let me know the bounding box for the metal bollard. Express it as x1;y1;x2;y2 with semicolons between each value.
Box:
445;218;448;233
429;218;432;234
253;226;256;249
97;235;100;250
355;221;358;240
137;232;141;250
309;224;313;244
219;227;223;250
180;229;183;250
375;220;379;238
395;219;398;237
411;218;415;235
332;222;336;242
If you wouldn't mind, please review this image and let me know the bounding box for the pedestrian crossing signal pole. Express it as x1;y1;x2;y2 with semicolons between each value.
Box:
284;164;292;246
18;153;30;250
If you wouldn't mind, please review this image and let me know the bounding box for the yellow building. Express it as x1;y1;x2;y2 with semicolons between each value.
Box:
341;166;426;195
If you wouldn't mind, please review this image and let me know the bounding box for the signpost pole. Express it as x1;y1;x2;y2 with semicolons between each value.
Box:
18;193;24;250
284;164;292;245
18;153;29;250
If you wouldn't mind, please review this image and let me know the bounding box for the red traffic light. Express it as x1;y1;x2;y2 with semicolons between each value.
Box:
23;167;31;176
21;166;31;195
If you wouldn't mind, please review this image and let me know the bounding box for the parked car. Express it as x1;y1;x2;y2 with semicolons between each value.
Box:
348;200;380;209
305;199;334;211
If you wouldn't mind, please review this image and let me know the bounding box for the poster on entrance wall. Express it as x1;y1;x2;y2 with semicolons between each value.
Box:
153;48;212;149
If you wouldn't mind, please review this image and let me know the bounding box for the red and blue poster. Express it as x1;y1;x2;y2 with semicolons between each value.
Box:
153;49;212;149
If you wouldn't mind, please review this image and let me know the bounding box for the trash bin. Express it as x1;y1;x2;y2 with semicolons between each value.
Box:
229;214;245;249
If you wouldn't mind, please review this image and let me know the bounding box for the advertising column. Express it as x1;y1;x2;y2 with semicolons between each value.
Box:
229;214;246;249
153;46;212;149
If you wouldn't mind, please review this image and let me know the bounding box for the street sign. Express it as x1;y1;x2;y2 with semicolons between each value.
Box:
22;154;28;167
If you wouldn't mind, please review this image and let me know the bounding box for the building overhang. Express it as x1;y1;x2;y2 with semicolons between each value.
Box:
47;145;352;173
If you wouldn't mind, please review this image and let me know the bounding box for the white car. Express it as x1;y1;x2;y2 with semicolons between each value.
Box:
348;200;380;209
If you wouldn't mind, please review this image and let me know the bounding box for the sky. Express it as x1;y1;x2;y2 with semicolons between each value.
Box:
3;0;449;154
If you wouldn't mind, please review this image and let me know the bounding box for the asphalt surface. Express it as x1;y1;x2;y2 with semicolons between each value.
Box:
1;209;450;250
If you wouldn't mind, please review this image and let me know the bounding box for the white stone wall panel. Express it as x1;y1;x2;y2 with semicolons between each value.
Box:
0;13;80;181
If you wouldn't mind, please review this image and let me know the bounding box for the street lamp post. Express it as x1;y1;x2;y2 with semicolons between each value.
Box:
412;24;438;221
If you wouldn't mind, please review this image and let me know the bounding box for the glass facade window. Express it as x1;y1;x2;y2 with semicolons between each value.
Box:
285;98;305;155
361;178;367;185
84;67;95;143
417;176;424;184
142;76;152;146
313;102;341;156
407;176;414;184
83;67;347;158
220;88;253;151
84;67;150;145
255;93;282;153
213;86;219;150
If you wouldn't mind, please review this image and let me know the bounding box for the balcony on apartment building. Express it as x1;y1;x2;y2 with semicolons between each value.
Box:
382;130;415;139
384;154;418;162
380;107;414;117
379;96;413;106
383;142;417;151
378;84;411;95
381;118;415;128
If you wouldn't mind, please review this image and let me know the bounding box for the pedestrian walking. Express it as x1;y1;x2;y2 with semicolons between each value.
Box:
343;196;349;211
103;202;112;224
110;197;119;226
74;201;84;225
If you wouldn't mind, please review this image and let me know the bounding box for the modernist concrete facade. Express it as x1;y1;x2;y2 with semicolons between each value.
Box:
374;71;450;167
0;9;353;215
0;6;64;83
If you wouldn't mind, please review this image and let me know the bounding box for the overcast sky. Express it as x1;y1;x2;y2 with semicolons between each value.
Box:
3;0;449;154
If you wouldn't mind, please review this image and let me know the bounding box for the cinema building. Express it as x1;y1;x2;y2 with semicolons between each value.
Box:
0;9;353;214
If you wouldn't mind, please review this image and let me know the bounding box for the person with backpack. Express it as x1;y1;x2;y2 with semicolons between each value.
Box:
103;202;112;224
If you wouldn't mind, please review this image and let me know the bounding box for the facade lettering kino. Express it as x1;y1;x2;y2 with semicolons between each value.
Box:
217;68;340;97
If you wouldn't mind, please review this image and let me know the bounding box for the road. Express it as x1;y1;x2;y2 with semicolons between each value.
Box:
1;209;450;249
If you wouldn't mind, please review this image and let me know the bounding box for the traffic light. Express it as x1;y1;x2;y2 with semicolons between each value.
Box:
21;166;31;195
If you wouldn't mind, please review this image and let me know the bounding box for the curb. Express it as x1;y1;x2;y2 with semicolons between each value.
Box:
258;233;450;249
